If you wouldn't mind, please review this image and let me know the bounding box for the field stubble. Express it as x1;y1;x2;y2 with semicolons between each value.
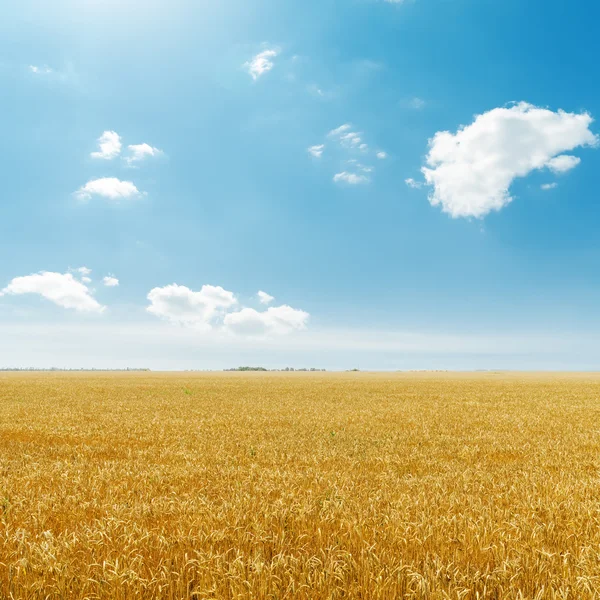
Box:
2;372;600;598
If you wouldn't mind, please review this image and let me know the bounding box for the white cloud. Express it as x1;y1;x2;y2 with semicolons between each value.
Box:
340;132;362;147
91;131;122;160
421;102;598;218
308;144;325;158
0;271;105;313
546;155;581;174
405;178;423;189
541;183;558;190
224;305;309;337
147;284;237;329
29;65;53;75
82;276;92;283
244;49;278;80
333;172;370;185
328;124;352;136
75;178;142;202
258;290;274;305
103;276;119;287
76;266;92;276
126;143;163;164
376;151;387;160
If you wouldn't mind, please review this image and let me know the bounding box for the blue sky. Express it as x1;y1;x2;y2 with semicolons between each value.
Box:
2;0;600;370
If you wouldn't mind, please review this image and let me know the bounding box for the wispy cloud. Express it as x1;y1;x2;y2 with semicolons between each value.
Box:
405;178;423;189
541;183;558;190
333;172;370;185
258;290;274;305
244;49;279;80
308;144;325;158
29;65;53;75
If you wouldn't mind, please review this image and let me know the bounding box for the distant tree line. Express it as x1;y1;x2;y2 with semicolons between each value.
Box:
224;367;327;372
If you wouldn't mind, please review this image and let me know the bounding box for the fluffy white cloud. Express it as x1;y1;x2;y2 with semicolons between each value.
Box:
224;305;309;336
333;172;369;185
126;143;163;164
421;102;598;218
257;290;274;305
546;155;581;174
405;178;423;189
0;272;105;313
376;151;387;159
308;144;325;158
82;276;92;283
147;284;237;329
91;131;122;160
245;49;278;80
103;276;119;287
328;124;351;136
76;266;92;276
541;183;558;190
75;178;142;201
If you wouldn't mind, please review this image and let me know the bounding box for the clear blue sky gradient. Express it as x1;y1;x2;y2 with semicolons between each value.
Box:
2;0;600;369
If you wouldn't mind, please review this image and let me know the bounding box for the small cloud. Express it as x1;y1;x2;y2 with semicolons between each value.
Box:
244;49;278;80
340;131;362;148
546;155;581;174
82;276;92;283
333;172;370;185
409;97;426;110
308;144;325;158
76;266;92;276
125;143;163;165
75;178;143;202
29;65;53;75
405;178;423;189
541;183;558;190
328;124;352;137
257;290;274;305
91;131;122;160
377;151;388;160
103;276;119;287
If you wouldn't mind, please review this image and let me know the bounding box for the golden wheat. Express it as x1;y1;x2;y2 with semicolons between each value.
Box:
2;372;600;598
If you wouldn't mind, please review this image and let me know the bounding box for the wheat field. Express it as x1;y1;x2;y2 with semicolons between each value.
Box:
2;372;600;599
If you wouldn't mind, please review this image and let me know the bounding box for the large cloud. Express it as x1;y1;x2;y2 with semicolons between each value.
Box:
146;284;237;329
146;283;309;336
1;272;105;313
224;305;309;336
421;102;598;218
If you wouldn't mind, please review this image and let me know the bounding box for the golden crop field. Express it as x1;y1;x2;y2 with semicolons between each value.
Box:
2;372;600;599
